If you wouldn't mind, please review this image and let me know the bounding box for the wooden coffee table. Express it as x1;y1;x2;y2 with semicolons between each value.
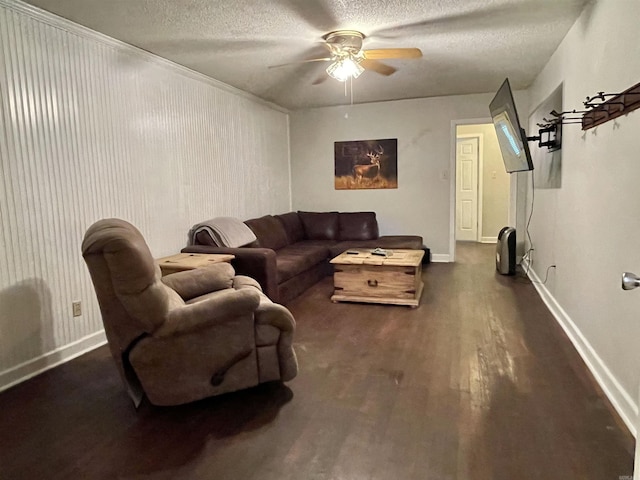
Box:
330;249;424;307
157;253;235;276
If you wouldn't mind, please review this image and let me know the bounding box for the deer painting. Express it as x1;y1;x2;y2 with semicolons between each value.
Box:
334;139;397;190
353;145;383;184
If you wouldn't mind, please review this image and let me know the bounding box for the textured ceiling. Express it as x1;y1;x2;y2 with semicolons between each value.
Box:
21;0;589;110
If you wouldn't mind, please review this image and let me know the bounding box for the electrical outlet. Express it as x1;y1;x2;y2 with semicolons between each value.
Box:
72;301;82;317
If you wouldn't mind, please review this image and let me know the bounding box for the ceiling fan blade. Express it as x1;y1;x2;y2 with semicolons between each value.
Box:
268;57;332;69
312;72;329;85
371;2;583;39
360;59;397;76
363;48;422;60
280;0;337;32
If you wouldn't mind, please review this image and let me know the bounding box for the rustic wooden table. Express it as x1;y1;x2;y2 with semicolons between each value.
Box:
330;248;424;307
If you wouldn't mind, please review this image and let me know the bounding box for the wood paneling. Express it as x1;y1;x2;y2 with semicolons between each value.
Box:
0;0;290;388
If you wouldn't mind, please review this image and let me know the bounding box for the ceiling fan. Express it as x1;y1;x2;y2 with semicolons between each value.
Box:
271;30;422;84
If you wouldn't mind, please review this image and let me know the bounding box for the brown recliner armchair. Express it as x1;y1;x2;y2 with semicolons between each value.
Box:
81;218;298;407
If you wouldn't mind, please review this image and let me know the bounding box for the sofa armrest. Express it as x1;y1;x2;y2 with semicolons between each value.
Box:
182;245;279;302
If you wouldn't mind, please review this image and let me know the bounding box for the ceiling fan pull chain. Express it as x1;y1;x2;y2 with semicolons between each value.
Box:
350;77;354;105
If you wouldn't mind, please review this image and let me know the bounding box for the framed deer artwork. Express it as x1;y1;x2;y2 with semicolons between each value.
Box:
334;138;398;190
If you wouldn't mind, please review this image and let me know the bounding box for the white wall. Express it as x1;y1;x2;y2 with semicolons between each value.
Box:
457;123;510;242
0;0;290;390
526;0;640;433
289;92;527;261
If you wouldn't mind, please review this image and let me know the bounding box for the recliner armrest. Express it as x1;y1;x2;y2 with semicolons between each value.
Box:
254;302;296;333
182;245;279;301
233;274;294;331
162;263;235;301
155;288;260;337
232;275;263;292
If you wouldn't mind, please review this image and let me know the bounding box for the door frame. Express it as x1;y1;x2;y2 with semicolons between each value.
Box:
456;134;484;243
449;118;515;262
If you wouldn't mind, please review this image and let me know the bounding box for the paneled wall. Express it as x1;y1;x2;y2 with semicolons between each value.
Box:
0;0;290;390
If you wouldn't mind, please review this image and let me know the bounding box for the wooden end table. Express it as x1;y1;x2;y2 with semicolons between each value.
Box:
330;249;424;308
157;253;235;276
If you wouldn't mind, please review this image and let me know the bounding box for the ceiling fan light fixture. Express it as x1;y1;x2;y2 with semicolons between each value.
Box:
326;55;364;82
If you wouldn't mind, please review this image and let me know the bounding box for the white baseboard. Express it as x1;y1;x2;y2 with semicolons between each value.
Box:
431;254;450;263
526;261;637;436
480;236;497;243
0;330;107;393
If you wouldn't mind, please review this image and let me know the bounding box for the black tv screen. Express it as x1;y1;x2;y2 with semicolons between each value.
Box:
489;78;534;173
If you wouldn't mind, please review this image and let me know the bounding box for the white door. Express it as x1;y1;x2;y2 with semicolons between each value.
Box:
456;137;479;241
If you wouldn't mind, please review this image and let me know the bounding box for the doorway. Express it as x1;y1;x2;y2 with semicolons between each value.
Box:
452;122;511;256
456;135;481;242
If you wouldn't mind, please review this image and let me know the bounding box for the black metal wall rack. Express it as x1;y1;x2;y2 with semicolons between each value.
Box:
581;81;640;130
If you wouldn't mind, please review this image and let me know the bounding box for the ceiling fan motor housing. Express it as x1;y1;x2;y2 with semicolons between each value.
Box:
324;30;365;56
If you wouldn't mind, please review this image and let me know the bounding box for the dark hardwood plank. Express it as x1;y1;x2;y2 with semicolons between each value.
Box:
0;242;633;479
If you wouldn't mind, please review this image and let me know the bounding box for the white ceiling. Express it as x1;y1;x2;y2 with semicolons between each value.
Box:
21;0;589;110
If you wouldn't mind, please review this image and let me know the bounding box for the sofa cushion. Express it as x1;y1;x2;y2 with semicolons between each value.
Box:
298;211;339;240
328;241;375;258
244;215;289;251
275;212;305;244
338;212;379;241
275;243;330;283
374;235;423;250
292;239;336;250
330;235;424;258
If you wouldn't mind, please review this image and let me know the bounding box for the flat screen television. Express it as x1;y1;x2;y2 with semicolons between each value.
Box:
489;78;534;173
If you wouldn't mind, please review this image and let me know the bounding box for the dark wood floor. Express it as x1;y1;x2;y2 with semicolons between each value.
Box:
0;243;634;479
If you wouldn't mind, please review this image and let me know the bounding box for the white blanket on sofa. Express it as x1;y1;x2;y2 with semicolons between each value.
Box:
188;217;256;247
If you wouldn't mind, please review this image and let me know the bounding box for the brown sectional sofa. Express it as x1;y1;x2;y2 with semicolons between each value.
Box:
182;211;423;304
